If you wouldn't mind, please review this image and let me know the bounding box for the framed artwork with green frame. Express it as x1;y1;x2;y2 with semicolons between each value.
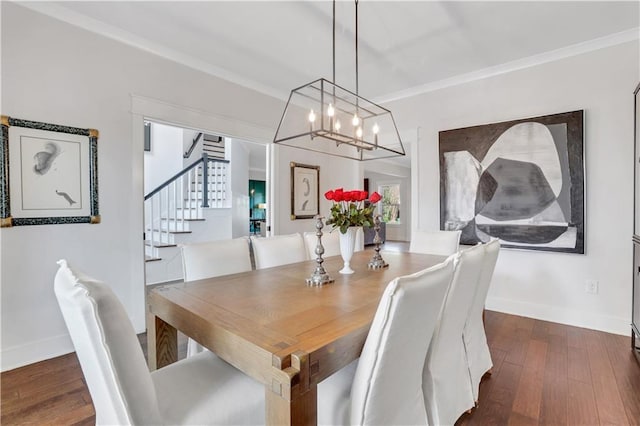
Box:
0;115;100;227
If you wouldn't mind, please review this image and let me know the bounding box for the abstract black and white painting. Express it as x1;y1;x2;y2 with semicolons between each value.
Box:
439;110;584;253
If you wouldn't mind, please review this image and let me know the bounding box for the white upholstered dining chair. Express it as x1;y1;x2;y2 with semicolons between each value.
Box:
250;233;307;269
304;229;365;260
304;230;341;259
181;237;252;281
409;229;462;256
464;238;501;401
317;255;456;425
354;227;365;252
54;260;264;425
181;237;252;356
422;243;485;426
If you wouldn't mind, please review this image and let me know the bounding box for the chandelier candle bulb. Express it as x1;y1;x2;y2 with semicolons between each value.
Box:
372;123;379;146
352;114;360;127
308;109;316;134
356;127;363;139
327;104;334;132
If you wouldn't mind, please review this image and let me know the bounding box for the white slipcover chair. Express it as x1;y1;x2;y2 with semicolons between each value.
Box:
423;243;485;426
250;233;307;269
464;238;501;401
304;229;365;260
410;229;462;256
304;230;341;259
354;227;365;252
317;255;456;425
181;237;252;281
181;237;252;357
54;260;264;425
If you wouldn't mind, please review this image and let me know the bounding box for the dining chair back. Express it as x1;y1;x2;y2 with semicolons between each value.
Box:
409;229;461;256
250;233;307;269
354;227;365;252
54;260;264;425
464;238;501;400
181;237;252;356
304;230;341;259
423;243;484;426
318;256;456;425
181;237;252;281
304;228;365;260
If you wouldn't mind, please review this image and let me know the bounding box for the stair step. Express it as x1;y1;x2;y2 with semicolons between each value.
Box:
144;241;178;248
145;255;162;262
147;229;193;234
160;218;205;222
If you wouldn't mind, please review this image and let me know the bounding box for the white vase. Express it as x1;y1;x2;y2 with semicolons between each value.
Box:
339;226;360;274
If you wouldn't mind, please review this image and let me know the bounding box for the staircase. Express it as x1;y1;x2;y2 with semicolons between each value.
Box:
144;153;232;284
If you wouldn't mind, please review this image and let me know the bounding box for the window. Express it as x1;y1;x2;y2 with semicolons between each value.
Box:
379;184;401;224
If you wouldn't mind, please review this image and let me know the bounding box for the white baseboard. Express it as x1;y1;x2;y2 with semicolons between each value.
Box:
1;333;75;372
486;296;630;336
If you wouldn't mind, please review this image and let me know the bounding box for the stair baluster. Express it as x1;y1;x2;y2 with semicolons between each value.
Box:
144;157;230;259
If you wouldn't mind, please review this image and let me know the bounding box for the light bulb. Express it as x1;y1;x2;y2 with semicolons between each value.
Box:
373;123;379;147
356;127;363;138
308;110;316;123
335;120;341;131
352;114;360;126
327;103;335;117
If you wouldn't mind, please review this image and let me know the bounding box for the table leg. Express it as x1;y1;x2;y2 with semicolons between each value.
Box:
146;312;177;371
265;351;317;425
265;384;317;426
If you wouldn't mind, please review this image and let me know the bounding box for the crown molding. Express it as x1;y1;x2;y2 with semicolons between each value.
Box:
375;27;640;105
15;1;289;102
16;2;639;106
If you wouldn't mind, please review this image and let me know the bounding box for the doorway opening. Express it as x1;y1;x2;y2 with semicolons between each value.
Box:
142;120;269;285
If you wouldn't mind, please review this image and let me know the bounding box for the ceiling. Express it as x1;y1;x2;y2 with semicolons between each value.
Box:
21;1;640;168
27;1;639;102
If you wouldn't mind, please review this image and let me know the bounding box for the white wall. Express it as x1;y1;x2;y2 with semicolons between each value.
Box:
249;170;266;181
390;41;639;335
0;3;285;371
272;145;362;236
143;123;184;194
228;138;250;238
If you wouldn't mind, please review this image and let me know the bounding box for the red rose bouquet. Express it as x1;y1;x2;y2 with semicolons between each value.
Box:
324;188;382;234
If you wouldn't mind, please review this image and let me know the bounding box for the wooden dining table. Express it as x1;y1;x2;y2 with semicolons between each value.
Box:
147;250;445;425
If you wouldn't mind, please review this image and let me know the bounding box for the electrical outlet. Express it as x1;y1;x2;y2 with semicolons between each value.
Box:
585;279;599;294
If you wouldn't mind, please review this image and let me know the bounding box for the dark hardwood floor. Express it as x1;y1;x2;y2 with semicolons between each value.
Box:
3;241;639;425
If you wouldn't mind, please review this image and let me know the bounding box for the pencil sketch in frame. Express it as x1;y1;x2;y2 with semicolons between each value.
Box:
439;110;584;253
290;162;319;220
1;116;100;227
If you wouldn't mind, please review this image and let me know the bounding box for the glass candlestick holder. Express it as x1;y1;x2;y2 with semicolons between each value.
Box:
306;216;335;286
368;215;388;269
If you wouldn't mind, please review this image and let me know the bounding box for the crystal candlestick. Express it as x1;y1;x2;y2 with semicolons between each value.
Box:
368;215;389;269
306;216;335;286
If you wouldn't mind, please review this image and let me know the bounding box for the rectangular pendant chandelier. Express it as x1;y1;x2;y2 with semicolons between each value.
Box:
273;78;405;161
